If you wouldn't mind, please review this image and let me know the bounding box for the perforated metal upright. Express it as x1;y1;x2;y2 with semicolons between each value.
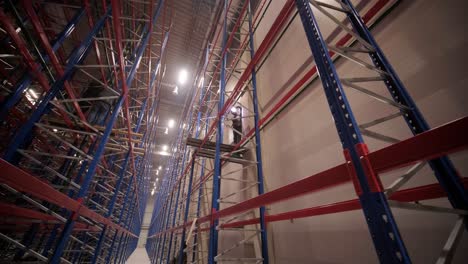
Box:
294;0;468;263
0;0;167;262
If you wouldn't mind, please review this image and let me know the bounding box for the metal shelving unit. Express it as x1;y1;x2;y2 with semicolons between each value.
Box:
0;0;466;263
0;0;167;263
146;0;467;264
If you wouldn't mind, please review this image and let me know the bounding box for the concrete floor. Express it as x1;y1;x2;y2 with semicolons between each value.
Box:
126;248;151;264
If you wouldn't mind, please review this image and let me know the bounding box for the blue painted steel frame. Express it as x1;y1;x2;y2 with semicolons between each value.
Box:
208;0;228;262
47;0;164;260
340;0;468;212
247;1;270;263
177;156;196;263
294;0;410;263
3;7;110;163
91;99;148;264
0;7;85;121
165;148;188;263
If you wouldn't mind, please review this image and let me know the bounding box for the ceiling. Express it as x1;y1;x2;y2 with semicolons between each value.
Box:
148;0;219;175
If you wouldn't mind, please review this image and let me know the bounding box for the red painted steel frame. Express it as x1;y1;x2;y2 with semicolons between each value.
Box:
22;1;87;122
110;0;141;216
157;0;296;212
149;116;468;237
0;203;100;231
0;10;74;127
189;0;395;197
167;177;468;235
0;158;138;238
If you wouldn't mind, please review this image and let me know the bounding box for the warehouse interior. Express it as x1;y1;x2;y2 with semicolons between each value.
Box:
0;0;467;263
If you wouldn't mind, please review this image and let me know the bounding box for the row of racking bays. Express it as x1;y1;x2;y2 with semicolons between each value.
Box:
145;0;468;264
0;0;172;263
0;0;466;263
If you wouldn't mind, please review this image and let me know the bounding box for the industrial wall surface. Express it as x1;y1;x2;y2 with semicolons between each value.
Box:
253;0;468;263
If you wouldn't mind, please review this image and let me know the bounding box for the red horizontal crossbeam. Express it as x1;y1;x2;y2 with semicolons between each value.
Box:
0;159;137;238
189;0;395;196
0;202;100;231
149;116;468;237
220;178;468;229
213;116;468;221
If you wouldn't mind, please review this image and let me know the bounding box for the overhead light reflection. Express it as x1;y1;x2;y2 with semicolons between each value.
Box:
178;69;188;85
168;119;175;128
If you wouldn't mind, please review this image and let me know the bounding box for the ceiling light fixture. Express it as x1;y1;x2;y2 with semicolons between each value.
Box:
172;86;178;95
162;145;168;151
178;69;188;85
164;127;168;134
168;119;175;128
158;166;162;170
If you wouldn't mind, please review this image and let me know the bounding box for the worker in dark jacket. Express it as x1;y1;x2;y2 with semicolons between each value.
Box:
231;106;242;144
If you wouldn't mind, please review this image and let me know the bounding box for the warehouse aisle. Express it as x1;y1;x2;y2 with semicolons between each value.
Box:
126;248;151;264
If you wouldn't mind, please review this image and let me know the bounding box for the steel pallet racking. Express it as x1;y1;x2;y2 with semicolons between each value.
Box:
0;0;168;263
146;0;467;264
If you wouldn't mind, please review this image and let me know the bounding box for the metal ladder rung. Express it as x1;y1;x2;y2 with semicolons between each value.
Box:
217;227;261;232
219;176;259;184
340;76;384;83
219;183;259;201
328;45;387;75
214;232;260;260
310;1;374;51
359;112;403;129
215;257;263;262
388;201;468;215
313;0;349;13
360;128;400;144
341;80;410;110
385;162;426;196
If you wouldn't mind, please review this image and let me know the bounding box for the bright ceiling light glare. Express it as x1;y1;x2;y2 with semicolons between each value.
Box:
168;119;175;128
162;145;168;151
164;127;168;134
156;170;159;175
151;189;155;196
156;178;159;181
173;86;178;95
230;106;238;114
178;69;188;85
53;128;58;133
158;165;162;170
28;89;39;99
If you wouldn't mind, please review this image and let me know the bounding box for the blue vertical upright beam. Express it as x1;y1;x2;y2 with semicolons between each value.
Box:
247;1;269;263
340;0;468;212
178;156;196;264
108;176;134;264
152;175;171;262
191;70;211;262
49;0;164;260
158;168;177;261
208;0;228;262
0;7;85;121
3;8;110;163
165;151;185;264
294;1;410;263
